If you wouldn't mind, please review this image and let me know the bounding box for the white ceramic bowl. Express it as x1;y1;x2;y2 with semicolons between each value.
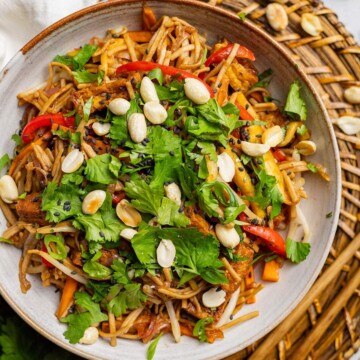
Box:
0;1;341;359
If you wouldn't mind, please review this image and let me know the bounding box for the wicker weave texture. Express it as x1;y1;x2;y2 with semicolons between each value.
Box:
200;0;360;359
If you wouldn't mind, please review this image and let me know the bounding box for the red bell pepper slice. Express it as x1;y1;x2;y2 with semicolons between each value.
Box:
204;44;256;67
22;114;75;144
41;243;54;268
239;213;286;257
272;148;287;162
235;101;254;120
115;61;214;98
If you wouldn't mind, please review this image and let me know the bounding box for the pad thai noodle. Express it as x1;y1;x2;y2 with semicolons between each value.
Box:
0;7;329;352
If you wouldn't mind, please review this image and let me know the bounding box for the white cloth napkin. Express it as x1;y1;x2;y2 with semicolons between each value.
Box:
0;0;97;70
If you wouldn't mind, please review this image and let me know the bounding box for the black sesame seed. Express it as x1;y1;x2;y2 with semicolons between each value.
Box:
145;49;149;54
57;199;62;206
256;159;262;164
230;315;234;320
99;231;105;238
130;78;136;86
178;206;184;213
237;139;241;144
71;271;77;275
99;100;105;105
54;211;60;216
216;287;222;292
246;121;251;127
63;204;72;211
251;218;259;225
106;93;111;100
112;33;120;38
256;134;262;138
64;201;71;205
169;151;175;156
245;104;249;110
238;167;244;172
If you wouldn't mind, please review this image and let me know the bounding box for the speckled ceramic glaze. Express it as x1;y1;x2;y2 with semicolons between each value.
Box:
0;1;341;359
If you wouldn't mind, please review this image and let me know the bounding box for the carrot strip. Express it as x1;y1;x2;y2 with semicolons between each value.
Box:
51;123;74;133
245;266;255;289
246;295;256;304
128;31;153;43
143;7;157;30
9;131;52;176
56;276;78;319
262;260;280;282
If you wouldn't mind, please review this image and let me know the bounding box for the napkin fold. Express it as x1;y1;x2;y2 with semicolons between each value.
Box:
0;0;97;70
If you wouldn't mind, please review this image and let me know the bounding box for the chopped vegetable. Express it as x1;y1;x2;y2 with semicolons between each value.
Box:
284;80;307;121
21;114;75;144
147;333;163;360
56;276;78;319
193;317;214;342
262;260;280;282
116;61;214;97
204;44;255;66
286;238;311;263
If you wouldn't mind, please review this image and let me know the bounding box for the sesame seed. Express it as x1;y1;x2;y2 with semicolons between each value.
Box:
57;199;62;206
54;211;60;216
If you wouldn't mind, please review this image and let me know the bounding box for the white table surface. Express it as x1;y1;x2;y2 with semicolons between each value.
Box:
325;0;360;41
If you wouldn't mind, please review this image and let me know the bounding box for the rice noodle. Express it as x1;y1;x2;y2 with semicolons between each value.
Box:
165;300;181;343
216;288;240;327
27;250;87;284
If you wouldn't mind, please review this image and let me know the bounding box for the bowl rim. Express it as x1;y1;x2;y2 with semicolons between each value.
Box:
0;0;341;359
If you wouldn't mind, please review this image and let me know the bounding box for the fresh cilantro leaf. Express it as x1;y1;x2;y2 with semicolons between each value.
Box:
185;115;226;144
198;141;218;162
86;281;111;303
84;154;121;184
238;12;247;21
131;227;160;264
111;259;131;284
18;192;27;199
197;182;221;218
159;228;228;285
73;194;125;244
53;44;97;71
72;44;98;70
53;54;74;67
109;97;142;146
125;179;163;215
243;161;283;219
284;80;307;121
147;332;163;360
148;67;164;85
157;197;190;227
52;128;81;144
286;238;311;263
296;124;308;136
72;70;99;83
165;98;192;126
240;153;251;165
223;247;248;262
83;260;112;278
41;182;83;222
251;68;273;89
193;317;214;342
0;154;10;172
65;109;77;117
107;284;147;317
154;80;184;102
61;166;84;185
83;96;93;123
11;133;22;146
61;292;108;344
307;163;318;173
175;163;199;199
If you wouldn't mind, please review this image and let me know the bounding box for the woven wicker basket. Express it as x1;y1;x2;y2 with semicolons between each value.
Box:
197;0;360;359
